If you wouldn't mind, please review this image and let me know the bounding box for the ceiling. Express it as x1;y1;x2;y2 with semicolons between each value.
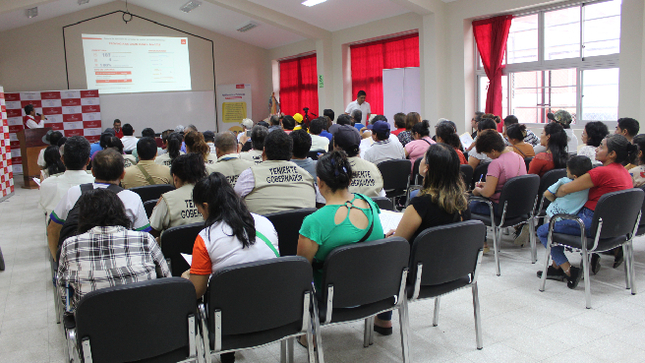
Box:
0;0;453;49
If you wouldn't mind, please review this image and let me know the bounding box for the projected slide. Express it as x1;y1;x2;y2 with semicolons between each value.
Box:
82;34;192;94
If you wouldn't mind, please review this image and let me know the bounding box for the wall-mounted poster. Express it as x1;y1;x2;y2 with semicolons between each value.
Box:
217;84;251;132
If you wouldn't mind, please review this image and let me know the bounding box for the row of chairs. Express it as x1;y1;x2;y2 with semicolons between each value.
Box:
64;220;487;363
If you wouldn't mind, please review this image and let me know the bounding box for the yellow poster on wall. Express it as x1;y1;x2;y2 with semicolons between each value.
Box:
222;102;247;123
217;84;252;129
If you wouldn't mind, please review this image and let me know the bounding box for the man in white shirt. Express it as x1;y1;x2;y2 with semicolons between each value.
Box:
39;136;95;216
24;104;45;129
345;90;371;122
363;121;405;165
120;123;138;153
309;117;330;152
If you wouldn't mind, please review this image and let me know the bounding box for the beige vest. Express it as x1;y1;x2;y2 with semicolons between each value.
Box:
240;149;263;164
348;156;384;198
124;154;138;168
155;151;185;167
245;160;316;215
206;154;253;187
161;184;203;228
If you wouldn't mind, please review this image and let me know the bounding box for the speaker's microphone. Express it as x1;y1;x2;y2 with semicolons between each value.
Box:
36;113;48;120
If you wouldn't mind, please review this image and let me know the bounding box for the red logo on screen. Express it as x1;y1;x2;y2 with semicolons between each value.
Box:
236;84;244;89
181;39;186;45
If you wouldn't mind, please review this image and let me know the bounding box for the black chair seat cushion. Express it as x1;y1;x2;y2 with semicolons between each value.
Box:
212;321;303;351
406;276;471;300
317;297;396;324
471;211;529;228
134;348;191;363
552;232;628;251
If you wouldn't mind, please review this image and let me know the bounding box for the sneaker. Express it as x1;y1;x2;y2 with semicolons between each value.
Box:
566;266;582;289
514;224;530;246
590;254;601;275
536;266;566;281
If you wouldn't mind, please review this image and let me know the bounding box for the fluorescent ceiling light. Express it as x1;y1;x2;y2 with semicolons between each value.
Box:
301;0;327;7
180;0;202;13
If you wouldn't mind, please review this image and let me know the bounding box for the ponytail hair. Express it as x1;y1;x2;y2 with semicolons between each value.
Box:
184;131;210;160
192;172;256;248
166;133;183;162
632;134;645;165
605;134;638;164
435;122;461;148
316;150;353;192
412;119;430;137
544;123;568;169
506;124;527;142
43;145;65;176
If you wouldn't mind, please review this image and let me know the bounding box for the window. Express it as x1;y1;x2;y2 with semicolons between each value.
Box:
279;53;319;116
476;0;621;124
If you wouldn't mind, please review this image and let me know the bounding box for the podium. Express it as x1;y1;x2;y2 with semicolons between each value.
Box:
17;128;51;189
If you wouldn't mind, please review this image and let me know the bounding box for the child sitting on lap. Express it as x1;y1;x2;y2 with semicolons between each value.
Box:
544;156;593;220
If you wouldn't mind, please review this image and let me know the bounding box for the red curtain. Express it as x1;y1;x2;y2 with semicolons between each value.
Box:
473;15;513;131
279;53;319;117
350;33;420;115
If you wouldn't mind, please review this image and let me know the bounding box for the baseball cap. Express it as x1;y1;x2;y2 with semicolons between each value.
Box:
372;121;390;138
241;118;254;129
547;110;572;126
332;125;360;154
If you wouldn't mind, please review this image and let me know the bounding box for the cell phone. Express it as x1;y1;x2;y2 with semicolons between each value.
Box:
246;130;251;137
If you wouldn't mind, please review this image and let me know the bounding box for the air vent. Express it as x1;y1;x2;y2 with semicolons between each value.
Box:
180;0;202;13
237;21;258;33
26;7;38;18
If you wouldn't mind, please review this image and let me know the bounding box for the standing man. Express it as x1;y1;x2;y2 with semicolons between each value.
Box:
112;119;124;139
24;104;45;129
345;90;371;123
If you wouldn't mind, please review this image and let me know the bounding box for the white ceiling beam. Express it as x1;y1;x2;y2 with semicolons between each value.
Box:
0;0;57;15
203;0;330;40
389;0;445;15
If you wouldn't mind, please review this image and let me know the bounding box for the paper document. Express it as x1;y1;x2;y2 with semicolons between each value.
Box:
181;253;192;265
32;177;41;187
380;210;404;233
460;133;474;150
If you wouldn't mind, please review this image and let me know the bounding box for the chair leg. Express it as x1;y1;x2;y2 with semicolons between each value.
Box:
306;328;315;363
363;317;372;348
624;244;632;290
432;297;441;327
472;282;483;350
539;243;552;292
398;296;411;363
582;249;592;309
0;246;5;271
628;242;637;295
311;303;325;363
529;219;537;264
492;226;501;276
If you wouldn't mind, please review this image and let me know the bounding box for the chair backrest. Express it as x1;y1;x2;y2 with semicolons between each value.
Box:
537;168;567;211
591;188;644;239
129;184;175;202
307;150;323;160
497;174;540;219
640;185;645;229
471;162;489;189
377;159;412;192
411;157;423;186
160;222;204;276
265;208;317;256
206;257;312;339
321;237;409;308
144;199;157;218
460;164;474;190
371;197;394;211
409;220;486;286
75;278;197;363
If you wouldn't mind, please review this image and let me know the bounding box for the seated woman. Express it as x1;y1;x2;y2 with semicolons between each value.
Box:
41;145;65;181
467;118;498;170
155;132;184;167
435;121;468;164
387;143;470;243
296;150;388;334
506;124;536;159
537;134;636;288
528;123;568;177
57;188;171;312
149;153;207;238
578;121;609;166
630;135;645;187
184;131;217;165
398;112;421;147
404;120;435;172
470;130;527;250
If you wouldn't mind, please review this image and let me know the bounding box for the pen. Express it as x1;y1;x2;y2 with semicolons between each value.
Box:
478;175;483;184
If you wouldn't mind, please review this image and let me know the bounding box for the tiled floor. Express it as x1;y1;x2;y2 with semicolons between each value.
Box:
3;182;645;363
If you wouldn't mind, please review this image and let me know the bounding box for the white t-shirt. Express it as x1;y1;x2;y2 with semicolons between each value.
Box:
25;115;45;129
121;136;139;152
50;182;151;232
310;134;330;152
565;129;579;153
39;170;95;216
345;99;371;117
363;138;405;165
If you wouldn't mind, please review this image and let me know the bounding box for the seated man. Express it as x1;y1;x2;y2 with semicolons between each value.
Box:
363;121;405;165
120;123;138;153
47;148;151;260
203;130;217;154
333;125;384;198
121;137;172;188
290;130;317;180
240;125;268;164
206;132;253;187
309;117;330;152
39;136;95;216
132;128;163;161
235;130;319;215
57;188;170;312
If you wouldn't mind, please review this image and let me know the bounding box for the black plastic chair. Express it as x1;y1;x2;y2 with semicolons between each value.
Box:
67;278;200;363
160;222;204;276
144;199;157;219
470;174;540;276
265;208;317;256
317;237;411;363
198;256;318;363
371;197;395;211
129;184;175;202
377;159;412;206
407;220;487;350
534;169;567;227
540;189;644;308
471;162;490;190
307;150;325;160
635;185;645;236
460;164;474;190
411;157;423;186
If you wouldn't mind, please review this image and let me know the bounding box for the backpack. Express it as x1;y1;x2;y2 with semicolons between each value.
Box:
57;183;124;259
